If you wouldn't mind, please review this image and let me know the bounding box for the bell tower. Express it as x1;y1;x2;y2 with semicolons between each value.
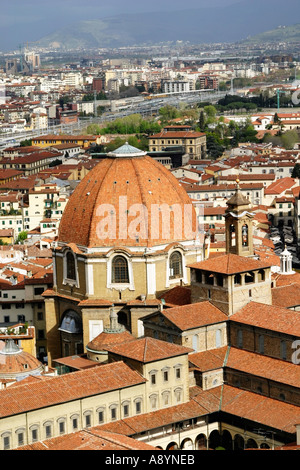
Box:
225;179;254;257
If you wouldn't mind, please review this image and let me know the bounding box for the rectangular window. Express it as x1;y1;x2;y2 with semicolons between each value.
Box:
135;401;141;414
17;433;24;446
72;418;78;430
34;287;45;296
85;415;91;428
32;429;38;442
45;425;52;438
98;411;104;423
123;405;129;417
163;370;168;382
3;436;10;450
59;421;65;434
111;408;117;420
151;374;156;385
176;368;181;379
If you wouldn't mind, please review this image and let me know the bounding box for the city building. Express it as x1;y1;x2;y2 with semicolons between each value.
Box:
148;126;206;160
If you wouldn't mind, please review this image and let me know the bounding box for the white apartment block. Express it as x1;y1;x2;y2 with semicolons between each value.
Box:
61;72;84;88
23;184;68;233
0;214;23;238
161;79;195;94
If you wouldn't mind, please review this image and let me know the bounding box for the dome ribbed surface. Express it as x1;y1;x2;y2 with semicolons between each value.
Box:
58;152;197;248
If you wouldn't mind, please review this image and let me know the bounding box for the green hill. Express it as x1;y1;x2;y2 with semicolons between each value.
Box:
244;23;300;43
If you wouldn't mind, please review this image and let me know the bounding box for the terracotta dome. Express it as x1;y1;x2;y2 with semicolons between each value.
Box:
86;330;134;353
58;144;198;249
0;339;44;381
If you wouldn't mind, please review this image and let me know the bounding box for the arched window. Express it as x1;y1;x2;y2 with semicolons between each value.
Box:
242;224;248;247
66;251;76;280
169;251;183;279
216;329;222;348
112;256;129;283
43;421;53;439
230;224;236;247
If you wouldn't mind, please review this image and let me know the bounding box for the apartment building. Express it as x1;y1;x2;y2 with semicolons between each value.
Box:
149;126;206;160
0;151;62;176
0;262;53;362
161;79;195;94
23;183;68;232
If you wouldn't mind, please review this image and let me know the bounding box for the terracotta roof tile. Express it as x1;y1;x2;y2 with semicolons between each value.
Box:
189;346;228;372
106;337;192;363
159;285;191;306
18;429;155;450
157;301;228;331
189;253;273;275
218;385;300;434
226;347;300;388
272;283;300;308
230;301;300;336
0;362;145;418
58;154;197;248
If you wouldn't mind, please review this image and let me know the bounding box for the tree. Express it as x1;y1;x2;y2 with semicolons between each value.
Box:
16;231;28;244
20;139;32;147
159;105;180;121
292;163;300;178
86;123;102;135
198;110;206;132
206;133;225;159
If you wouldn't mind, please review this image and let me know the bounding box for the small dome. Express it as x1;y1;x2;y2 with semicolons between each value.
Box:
58;310;83;334
0;339;43;380
58;145;198;249
107;142;147;158
86;330;134;353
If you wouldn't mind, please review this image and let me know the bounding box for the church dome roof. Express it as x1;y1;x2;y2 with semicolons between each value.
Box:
58;145;197;249
0;339;43;380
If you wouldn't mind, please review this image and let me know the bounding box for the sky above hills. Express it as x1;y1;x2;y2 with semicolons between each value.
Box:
0;0;299;51
0;0;240;50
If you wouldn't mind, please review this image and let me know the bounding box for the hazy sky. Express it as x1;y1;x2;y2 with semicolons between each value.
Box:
0;0;242;50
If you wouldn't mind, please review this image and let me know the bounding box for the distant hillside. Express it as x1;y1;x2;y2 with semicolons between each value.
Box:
35;0;300;50
244;23;300;44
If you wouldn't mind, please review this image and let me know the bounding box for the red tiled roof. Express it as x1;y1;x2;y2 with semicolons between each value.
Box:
230;302;300;336
217;385;300;434
272;271;300;287
226;347;300;388
188;253;273;275
0;361;145;417
158;301;228;331
189;346;228;372
272;283;300;308
150;130;205;138
99;396;213;436
86;330;135;352
106;337;192;363
18;429;156;450
159;285;191;306
264;177;296;195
